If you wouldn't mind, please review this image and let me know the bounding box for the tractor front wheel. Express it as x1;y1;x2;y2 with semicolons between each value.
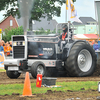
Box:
31;61;46;78
6;70;21;79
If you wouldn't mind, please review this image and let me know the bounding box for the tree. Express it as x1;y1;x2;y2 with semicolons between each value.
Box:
73;0;76;2
0;0;63;20
0;0;76;31
2;26;24;42
0;0;76;21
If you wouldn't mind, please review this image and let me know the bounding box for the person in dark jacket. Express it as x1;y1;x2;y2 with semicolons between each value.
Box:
58;25;69;51
59;25;68;41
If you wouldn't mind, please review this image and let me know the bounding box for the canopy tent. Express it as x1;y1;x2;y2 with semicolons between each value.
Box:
74;34;100;40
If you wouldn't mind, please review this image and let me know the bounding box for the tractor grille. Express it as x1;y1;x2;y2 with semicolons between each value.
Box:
13;37;24;41
13;46;25;58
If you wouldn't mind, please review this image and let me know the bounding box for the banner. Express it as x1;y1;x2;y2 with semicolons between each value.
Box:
66;0;82;23
0;52;5;67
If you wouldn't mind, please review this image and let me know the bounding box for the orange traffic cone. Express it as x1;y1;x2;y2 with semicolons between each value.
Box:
22;72;32;96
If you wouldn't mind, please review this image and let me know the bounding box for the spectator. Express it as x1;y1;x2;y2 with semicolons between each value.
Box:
6;41;8;44
88;41;92;45
9;41;12;47
1;40;5;46
0;41;4;52
4;43;12;56
92;40;95;46
93;40;99;50
8;43;12;53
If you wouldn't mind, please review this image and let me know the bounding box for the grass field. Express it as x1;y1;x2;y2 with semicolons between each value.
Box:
0;69;5;72
0;81;98;95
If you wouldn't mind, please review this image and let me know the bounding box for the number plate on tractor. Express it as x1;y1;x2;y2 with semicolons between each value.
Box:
8;67;19;71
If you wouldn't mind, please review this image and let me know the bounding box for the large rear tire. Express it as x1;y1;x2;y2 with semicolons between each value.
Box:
31;61;46;78
65;42;96;77
6;70;21;79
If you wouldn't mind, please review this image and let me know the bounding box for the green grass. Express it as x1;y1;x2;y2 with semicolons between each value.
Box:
0;81;98;95
0;69;6;72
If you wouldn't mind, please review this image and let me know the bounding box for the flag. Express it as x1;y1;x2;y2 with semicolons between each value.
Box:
66;0;68;10
66;0;82;23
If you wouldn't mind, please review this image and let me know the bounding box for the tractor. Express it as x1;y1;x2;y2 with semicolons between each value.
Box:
4;23;96;78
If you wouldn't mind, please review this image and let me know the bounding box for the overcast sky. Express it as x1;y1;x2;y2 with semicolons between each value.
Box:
53;0;96;23
0;0;96;23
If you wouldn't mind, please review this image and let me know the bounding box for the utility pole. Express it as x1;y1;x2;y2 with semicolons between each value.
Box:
65;7;67;22
65;0;67;23
94;0;100;36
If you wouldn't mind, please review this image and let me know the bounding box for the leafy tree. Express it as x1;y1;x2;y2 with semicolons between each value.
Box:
0;0;63;20
2;26;24;42
73;0;76;2
0;0;76;20
0;0;76;31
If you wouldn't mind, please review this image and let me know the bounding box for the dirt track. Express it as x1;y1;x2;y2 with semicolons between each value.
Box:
1;64;100;85
0;71;100;100
0;90;100;100
1;64;100;100
1;72;100;85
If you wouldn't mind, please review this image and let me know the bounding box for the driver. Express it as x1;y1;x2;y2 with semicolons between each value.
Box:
58;25;68;51
59;25;68;41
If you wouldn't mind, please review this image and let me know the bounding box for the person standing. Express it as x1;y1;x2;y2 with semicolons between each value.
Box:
93;40;99;50
4;43;12;56
0;41;4;52
9;41;12;47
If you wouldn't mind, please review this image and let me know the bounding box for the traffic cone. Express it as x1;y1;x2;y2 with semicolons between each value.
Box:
22;72;32;96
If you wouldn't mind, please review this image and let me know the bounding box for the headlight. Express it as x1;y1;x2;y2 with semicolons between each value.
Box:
13;42;17;46
23;41;25;46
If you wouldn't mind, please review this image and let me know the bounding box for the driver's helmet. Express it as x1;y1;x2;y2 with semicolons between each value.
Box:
62;25;68;33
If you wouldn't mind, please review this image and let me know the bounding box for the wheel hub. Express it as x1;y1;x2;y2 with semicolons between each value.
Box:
37;65;44;74
78;54;86;65
77;49;92;72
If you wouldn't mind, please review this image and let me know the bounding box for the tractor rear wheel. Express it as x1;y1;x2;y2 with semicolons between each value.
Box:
65;42;96;77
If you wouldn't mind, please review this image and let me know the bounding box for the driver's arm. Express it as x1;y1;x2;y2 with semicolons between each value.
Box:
57;34;62;43
59;34;62;40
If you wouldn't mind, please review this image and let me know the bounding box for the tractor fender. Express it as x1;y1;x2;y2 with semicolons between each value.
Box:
66;40;88;57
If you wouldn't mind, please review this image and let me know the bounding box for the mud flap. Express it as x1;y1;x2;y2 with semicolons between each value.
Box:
19;60;28;70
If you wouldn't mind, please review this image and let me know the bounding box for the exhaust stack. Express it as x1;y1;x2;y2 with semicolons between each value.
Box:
18;0;34;35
